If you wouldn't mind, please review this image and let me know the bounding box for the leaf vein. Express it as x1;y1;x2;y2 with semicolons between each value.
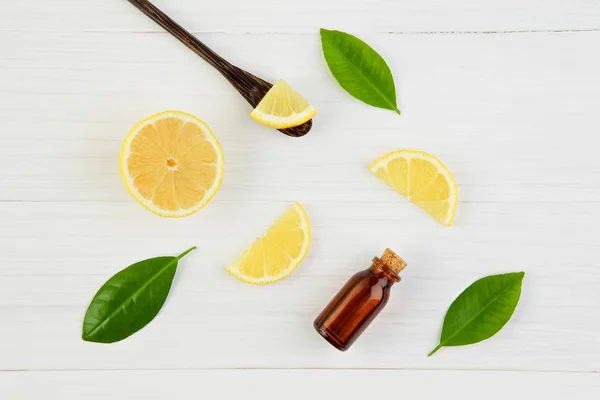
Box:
329;45;396;111
438;283;517;349
82;257;178;340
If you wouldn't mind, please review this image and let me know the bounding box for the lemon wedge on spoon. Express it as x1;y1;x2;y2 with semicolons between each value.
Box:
250;80;317;129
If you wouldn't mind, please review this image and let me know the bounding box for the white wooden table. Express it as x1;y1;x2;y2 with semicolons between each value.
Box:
1;1;599;398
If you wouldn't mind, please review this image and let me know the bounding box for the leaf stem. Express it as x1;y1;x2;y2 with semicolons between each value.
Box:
176;246;197;260
428;344;442;356
395;108;401;115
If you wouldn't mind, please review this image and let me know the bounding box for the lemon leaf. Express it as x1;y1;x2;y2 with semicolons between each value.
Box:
82;247;196;343
429;272;525;356
320;28;400;114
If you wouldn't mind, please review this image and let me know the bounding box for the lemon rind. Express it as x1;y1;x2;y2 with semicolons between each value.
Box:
250;106;317;130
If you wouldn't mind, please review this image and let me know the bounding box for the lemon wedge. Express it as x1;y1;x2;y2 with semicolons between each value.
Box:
370;150;458;226
119;110;224;218
226;203;311;284
250;80;317;129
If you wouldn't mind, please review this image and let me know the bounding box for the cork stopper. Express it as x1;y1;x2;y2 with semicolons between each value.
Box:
380;248;407;275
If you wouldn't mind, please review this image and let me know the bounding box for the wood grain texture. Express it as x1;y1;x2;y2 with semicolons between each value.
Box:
3;0;600;33
1;0;600;397
2;370;600;399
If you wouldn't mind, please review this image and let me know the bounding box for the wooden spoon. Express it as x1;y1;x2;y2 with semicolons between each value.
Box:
126;0;313;137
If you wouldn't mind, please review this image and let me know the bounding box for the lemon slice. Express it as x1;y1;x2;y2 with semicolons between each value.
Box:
226;203;311;284
119;110;224;218
370;150;458;226
250;80;317;129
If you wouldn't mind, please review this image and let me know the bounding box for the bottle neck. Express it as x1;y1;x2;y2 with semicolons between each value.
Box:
370;257;401;284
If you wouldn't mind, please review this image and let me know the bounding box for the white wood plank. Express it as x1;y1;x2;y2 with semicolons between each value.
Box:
1;201;599;371
2;0;600;383
1;31;599;203
1;370;599;399
2;0;600;33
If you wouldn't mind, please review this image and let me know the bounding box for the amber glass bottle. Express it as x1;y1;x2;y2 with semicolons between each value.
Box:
313;249;407;351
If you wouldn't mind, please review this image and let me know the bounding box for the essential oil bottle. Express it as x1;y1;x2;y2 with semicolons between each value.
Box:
313;249;407;351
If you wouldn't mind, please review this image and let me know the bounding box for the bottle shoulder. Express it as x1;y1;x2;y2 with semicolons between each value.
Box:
347;268;392;302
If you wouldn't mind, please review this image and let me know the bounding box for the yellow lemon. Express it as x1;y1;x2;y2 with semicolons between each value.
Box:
119;110;224;218
370;150;458;226
250;80;317;129
226;203;311;284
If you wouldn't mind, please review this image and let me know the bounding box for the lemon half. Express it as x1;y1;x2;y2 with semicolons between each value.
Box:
119;110;224;218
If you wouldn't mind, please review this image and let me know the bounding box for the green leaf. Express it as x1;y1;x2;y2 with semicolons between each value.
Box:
429;272;525;356
82;247;196;344
320;28;400;114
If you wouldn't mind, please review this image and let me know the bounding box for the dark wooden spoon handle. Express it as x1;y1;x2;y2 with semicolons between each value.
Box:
126;0;312;137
